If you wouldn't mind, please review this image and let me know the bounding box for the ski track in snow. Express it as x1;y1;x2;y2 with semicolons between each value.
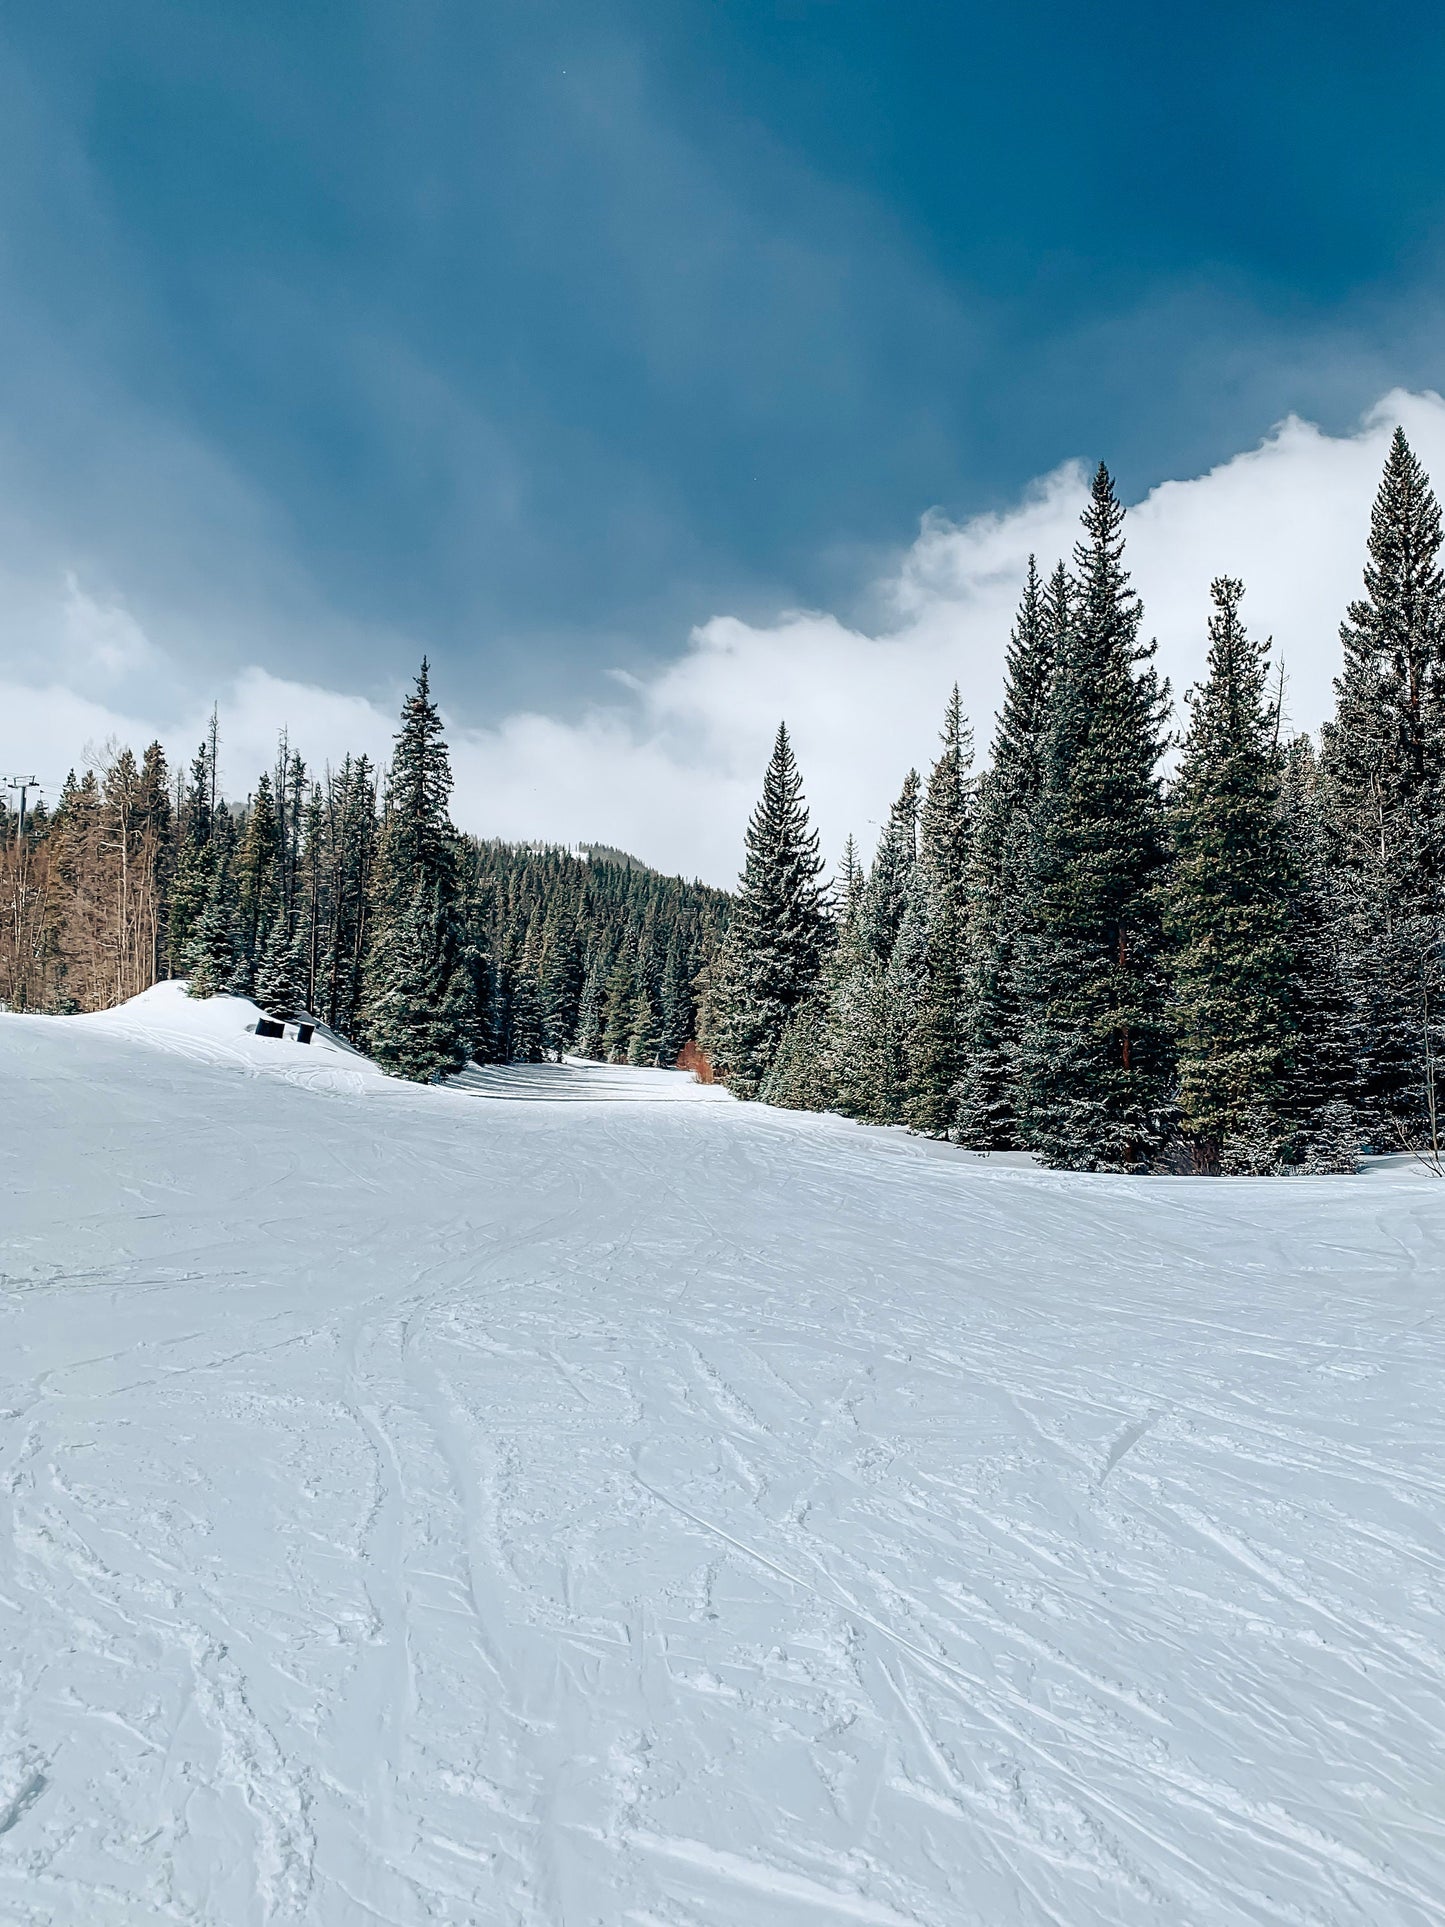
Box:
1;987;1443;1925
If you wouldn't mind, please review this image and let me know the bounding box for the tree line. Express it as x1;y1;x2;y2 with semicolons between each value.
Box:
703;431;1445;1174
0;665;728;1082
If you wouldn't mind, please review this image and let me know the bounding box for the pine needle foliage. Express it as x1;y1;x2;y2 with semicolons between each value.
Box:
1321;427;1445;1137
957;558;1058;1147
906;688;974;1135
1164;578;1295;1170
1016;466;1172;1170
709;724;829;1097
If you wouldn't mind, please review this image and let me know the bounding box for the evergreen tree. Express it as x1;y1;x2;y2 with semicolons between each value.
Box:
313;754;377;1036
441;944;487;1067
1274;737;1362;1167
836;835;864;930
957;558;1059;1147
363;663;465;1068
184;808;240;998
857;772;919;964
133;741;174;989
365;883;465;1081
1321;427;1445;1138
235;766;283;978
709;724;829;1097
601;950;635;1061
906;688;974;1134
507;963;544;1063
374;660;457;912
1016;466;1172;1170
626;979;663;1065
759;995;836;1110
574;954;605;1059
167;737;217;974
657;939;692;1064
1164;578;1296;1170
832;773;920;1123
539;901;584;1055
254;913;310;1020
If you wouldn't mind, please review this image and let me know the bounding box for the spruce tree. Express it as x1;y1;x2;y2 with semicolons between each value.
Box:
1321;427;1445;1140
374;659;457;913
1164;578;1296;1171
507;957;544;1063
832;773;920;1123
906;688;974;1135
184;808;240;998
539;902;584;1054
135;741;174;986
601;950;635;1061
758;995;836;1110
710;724;829;1097
574;955;605;1059
1016;467;1172;1170
626;980;663;1065
1279;736;1371;1156
235;772;283;983
366;883;465;1081
168;737;217;974
1276;735;1363;1168
657;940;692;1064
363;662;465;1068
957;558;1059;1147
857;771;919;965
837;836;864;930
763;833;859;1115
254;914;310;1020
441;944;487;1068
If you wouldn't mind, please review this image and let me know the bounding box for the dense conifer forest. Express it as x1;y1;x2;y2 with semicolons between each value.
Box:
0;666;728;1082
5;430;1443;1174
704;432;1445;1175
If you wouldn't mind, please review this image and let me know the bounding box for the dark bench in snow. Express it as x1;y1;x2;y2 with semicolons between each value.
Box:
252;1018;314;1043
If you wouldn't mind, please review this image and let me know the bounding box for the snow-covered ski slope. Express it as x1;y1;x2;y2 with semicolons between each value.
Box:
2;987;1442;1927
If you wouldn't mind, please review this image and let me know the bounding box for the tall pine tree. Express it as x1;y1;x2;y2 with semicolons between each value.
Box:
906;689;973;1134
363;662;466;1073
1164;578;1295;1171
957;558;1059;1147
1276;737;1362;1171
832;772;920;1123
1321;427;1445;1142
1016;466;1172;1170
708;724;828;1098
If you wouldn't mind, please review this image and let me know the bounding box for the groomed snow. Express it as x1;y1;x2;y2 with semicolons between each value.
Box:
2;986;1442;1925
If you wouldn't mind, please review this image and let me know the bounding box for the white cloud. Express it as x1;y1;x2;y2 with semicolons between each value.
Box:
2;388;1441;884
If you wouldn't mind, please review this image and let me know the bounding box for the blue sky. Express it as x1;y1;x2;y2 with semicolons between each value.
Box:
5;0;1445;724
6;3;1445;878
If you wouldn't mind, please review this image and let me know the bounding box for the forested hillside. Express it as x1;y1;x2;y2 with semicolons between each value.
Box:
705;431;1445;1176
0;683;728;1080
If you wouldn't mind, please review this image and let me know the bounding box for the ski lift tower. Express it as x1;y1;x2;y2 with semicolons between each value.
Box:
2;775;42;848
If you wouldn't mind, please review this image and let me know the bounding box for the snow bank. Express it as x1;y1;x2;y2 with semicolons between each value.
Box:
1;1002;1442;1925
71;979;384;1095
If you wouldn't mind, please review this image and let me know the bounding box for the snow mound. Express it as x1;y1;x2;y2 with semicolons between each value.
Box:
68;979;383;1094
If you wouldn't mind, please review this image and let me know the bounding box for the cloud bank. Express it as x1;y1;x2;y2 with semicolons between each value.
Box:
2;389;1442;887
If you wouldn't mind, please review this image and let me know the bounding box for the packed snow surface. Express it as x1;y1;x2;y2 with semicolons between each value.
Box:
2;984;1442;1926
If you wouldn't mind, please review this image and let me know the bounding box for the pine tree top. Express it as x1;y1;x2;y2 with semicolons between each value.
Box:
379;659;458;908
1172;577;1281;817
984;556;1058;795
1347;427;1444;657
